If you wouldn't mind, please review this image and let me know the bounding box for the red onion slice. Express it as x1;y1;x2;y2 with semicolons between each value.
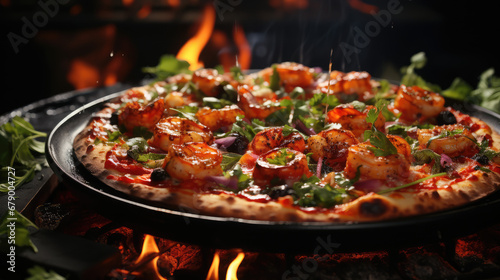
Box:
353;179;384;193
440;153;454;167
295;119;317;136
206;175;238;190
316;157;323;178
215;136;237;148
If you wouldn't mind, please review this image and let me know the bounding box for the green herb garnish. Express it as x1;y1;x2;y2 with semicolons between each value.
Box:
266;148;296;166
292;176;352;208
269;64;281;91
363;107;398;157
142;54;191;82
377;172;447;194
0;210;38;253
0;116;47;192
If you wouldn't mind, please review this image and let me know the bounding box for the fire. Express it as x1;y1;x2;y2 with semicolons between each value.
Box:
176;4;216;71
122;0;134;7
226;252;245;280
233;25;251;70
67;59;100;90
137;5;152;19
348;0;378;14
133;234;167;280
206;251;221;280
206;251;245;280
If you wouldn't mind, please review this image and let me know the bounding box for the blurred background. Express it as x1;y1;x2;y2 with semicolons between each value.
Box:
1;0;498;115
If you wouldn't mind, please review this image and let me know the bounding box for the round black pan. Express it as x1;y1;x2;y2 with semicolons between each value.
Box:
46;91;500;254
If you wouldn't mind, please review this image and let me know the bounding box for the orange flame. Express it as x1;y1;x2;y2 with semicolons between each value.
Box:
348;0;378;14
233;25;251;70
67;59;100;90
206;251;245;280
226;252;245;280
135;234;167;280
176;4;216;71
206;251;221;280
166;0;180;8
137;5;152;19
122;0;134;7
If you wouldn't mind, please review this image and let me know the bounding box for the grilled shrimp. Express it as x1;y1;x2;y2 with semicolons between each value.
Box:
258;62;315;92
249;127;306;155
344;141;411;180
237;86;282;120
417;124;478;157
195;105;245;132
306;128;359;171
191;69;226;97
326;104;385;141
119;86;154;103
394;85;445;123
148;117;213;152
164;142;223;180
118;98;165;132
387;135;413;160
317;71;373;102
164;91;187;108
166;73;191;84
253;148;312;187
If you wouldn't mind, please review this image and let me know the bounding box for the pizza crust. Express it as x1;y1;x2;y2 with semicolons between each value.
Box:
72;88;500;223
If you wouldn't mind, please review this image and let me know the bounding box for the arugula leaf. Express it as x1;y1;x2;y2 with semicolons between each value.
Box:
334;167;361;188
289;87;306;99
412;149;444;174
377;172;447;194
400;52;441;92
0;210;38;253
230;66;245;81
466;68;500;114
142;54;191;81
292;176;352;208
219;84;238;103
224;165;252;192
221;153;242;171
202;97;234;109
269;64;281;91
26;265;67;280
441;77;473;100
0;117;47;192
221;116;267;142
169;108;199;123
215;65;225;75
132;126;153;139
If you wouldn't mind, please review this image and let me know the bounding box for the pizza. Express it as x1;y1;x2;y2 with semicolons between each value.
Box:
73;62;500;222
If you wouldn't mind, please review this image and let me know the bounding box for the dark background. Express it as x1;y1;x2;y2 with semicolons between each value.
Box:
1;0;498;115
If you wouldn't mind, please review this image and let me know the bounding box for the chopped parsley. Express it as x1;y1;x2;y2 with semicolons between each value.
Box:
266;148;296;166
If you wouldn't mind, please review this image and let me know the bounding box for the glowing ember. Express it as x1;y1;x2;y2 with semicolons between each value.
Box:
176;4;216;71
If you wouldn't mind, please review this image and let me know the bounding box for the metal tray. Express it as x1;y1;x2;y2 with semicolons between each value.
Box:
46;91;500;254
